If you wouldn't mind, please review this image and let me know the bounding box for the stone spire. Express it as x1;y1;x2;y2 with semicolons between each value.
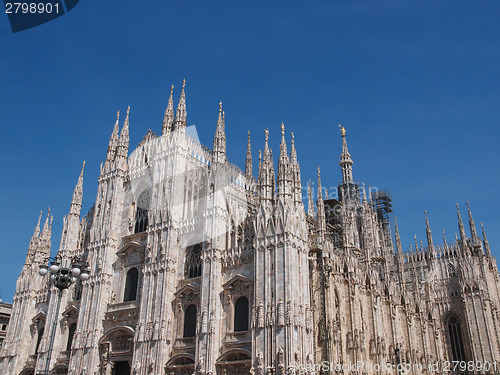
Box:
317;167;326;235
394;217;403;255
162;84;175;134
456;203;468;253
258;129;275;203
289;132;302;204
174;79;187;131
27;211;43;259
442;229;448;248
69;161;85;217
290;132;297;164
117;106;130;160
467;201;481;249
245;131;252;178
277;123;291;201
307;180;315;216
212;101;226;164
339;124;353;183
106;111;120;163
425;210;434;256
481;222;491;257
33;210;43;238
362;183;368;204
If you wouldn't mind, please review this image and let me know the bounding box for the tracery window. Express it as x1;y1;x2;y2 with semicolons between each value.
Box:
447;316;466;363
448;263;456;277
234;296;249;332
134;190;150;233
123;267;139;302
184;244;202;278
183;304;197;338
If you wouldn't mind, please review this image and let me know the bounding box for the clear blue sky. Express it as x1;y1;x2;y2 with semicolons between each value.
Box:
1;0;499;302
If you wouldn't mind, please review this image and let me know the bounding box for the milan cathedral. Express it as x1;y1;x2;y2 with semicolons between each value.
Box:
1;81;499;375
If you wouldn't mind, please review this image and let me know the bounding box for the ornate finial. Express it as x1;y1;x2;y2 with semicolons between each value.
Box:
281;122;285;137
339;124;346;136
219;101;222;113
317;166;321;177
265;129;269;143
170;84;174;93
182;78;186;89
82;160;86;170
291;132;294;142
116;110;120;120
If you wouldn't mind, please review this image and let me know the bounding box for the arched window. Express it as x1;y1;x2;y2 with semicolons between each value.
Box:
184;244;202;278
123;267;139;302
448;316;466;362
66;323;77;351
183;304;197;338
35;327;44;354
234;296;249;332
134;190;150;233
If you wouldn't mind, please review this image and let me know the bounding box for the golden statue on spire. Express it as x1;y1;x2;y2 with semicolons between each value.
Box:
339;124;346;136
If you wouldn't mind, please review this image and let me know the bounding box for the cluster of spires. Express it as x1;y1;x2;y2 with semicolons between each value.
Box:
393;201;492;260
27;81;494;263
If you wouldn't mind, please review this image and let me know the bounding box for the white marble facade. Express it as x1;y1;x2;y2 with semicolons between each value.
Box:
1;81;500;375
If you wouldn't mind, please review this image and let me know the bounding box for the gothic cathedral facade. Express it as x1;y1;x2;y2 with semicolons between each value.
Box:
1;81;500;375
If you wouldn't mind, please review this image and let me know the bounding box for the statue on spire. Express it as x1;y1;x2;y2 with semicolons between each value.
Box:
339;124;346;137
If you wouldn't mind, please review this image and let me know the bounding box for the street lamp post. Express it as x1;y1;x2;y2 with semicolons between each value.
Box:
36;256;90;375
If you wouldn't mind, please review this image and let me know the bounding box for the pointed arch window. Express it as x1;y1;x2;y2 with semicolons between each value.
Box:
66;323;77;351
183;304;197;338
123;267;139;302
135;190;150;233
448;316;466;363
234;296;249;332
184;244;202;278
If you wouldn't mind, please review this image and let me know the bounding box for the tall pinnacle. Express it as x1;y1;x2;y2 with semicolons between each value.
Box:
290;132;297;164
258;129;275;202
339;124;353;183
425;210;434;251
162;84;175;134
33;210;43;238
106;111;120;163
481;222;491;257
442;229;448;248
467;201;481;248
245;131;252;177
117;106;130;160
317;167;325;234
456;203;467;252
307;179;315;216
212;101;226;164
174;78;187;131
394;217;403;255
70;161;85;217
362;183;368;204
41;208;51;238
277;123;291;201
279;122;288;158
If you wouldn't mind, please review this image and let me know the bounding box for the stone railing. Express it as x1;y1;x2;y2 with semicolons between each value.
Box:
224;330;251;344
